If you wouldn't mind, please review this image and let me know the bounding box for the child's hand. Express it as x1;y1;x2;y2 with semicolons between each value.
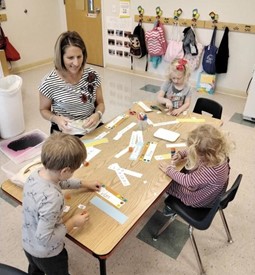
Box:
81;180;102;191
72;211;90;227
159;160;175;173
165;100;173;111
170;108;182;116
172;152;182;163
65;211;90;231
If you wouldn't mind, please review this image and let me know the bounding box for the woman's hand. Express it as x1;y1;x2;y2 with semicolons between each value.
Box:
82;113;100;129
54;115;71;131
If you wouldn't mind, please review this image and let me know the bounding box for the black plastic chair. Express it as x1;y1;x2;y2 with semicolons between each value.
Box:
193;98;223;119
0;263;27;275
153;174;242;275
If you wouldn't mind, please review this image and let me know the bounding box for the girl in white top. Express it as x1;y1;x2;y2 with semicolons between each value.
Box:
157;58;193;116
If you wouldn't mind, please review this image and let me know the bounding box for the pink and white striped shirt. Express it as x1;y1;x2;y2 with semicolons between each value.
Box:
166;151;230;208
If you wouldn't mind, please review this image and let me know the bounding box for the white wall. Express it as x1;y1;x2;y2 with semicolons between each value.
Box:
102;0;255;96
1;0;254;96
1;0;66;69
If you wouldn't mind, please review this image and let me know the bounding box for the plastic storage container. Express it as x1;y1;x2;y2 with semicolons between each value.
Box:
0;75;25;139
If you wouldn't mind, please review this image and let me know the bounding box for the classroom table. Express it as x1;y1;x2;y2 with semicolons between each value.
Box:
1;101;222;275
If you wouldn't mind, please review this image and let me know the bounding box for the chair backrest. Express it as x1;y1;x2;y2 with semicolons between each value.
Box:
220;174;242;210
193;98;223;119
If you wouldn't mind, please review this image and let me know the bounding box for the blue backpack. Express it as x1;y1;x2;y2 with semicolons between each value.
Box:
202;26;218;74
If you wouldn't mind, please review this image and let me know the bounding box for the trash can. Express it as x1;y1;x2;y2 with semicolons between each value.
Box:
0;75;25;139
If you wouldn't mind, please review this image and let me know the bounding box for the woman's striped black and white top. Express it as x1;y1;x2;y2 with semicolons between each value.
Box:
38;67;101;120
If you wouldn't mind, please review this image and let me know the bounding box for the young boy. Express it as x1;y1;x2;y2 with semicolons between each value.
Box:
22;132;101;275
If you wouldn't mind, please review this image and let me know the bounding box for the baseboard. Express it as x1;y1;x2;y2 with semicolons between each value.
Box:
11;58;53;74
106;64;246;99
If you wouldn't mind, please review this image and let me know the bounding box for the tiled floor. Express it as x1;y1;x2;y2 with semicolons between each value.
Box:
0;64;255;275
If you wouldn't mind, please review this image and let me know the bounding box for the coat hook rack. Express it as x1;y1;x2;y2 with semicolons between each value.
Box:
137;5;144;23
134;12;255;34
209;11;219;24
155;6;163;20
191;8;200;27
173;8;182;21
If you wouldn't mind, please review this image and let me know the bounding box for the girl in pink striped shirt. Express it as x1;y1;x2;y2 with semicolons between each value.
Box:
159;124;235;215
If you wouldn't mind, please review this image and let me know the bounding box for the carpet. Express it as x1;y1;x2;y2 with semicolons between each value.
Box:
137;210;189;259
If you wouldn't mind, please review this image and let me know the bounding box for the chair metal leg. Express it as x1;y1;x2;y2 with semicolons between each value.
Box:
189;226;206;275
219;209;233;243
153;214;177;241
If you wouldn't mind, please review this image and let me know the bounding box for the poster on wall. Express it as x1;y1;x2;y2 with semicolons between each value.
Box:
119;0;130;18
106;16;132;60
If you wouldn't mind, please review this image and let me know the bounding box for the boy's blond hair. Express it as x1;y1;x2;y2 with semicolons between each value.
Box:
41;133;87;171
185;124;234;170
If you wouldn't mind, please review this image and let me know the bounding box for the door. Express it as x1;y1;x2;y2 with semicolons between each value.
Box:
65;0;103;66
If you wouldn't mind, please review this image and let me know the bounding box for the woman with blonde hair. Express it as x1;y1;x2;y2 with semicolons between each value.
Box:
39;31;105;135
159;124;235;216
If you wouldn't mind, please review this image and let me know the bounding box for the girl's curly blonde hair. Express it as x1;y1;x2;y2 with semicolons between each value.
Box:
185;124;235;170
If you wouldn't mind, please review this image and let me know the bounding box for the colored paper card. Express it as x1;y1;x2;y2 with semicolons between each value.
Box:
86;147;101;162
129;142;144;161
108;163;130;186
97;185;126;208
95;131;110;140
137;101;153;112
153;120;179;127
115;146;129;158
176;118;205;123
105;114;128;129
143;142;157;162
90;196;128;224
113;122;136;140
166;142;186;148
82;138;109;147
129;131;138;149
108;163;142;178
154;153;171;160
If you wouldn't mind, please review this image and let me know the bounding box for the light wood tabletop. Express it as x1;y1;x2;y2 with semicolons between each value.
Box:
1;101;222;274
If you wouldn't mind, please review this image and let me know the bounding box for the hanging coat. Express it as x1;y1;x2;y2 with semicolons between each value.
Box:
215;27;229;74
